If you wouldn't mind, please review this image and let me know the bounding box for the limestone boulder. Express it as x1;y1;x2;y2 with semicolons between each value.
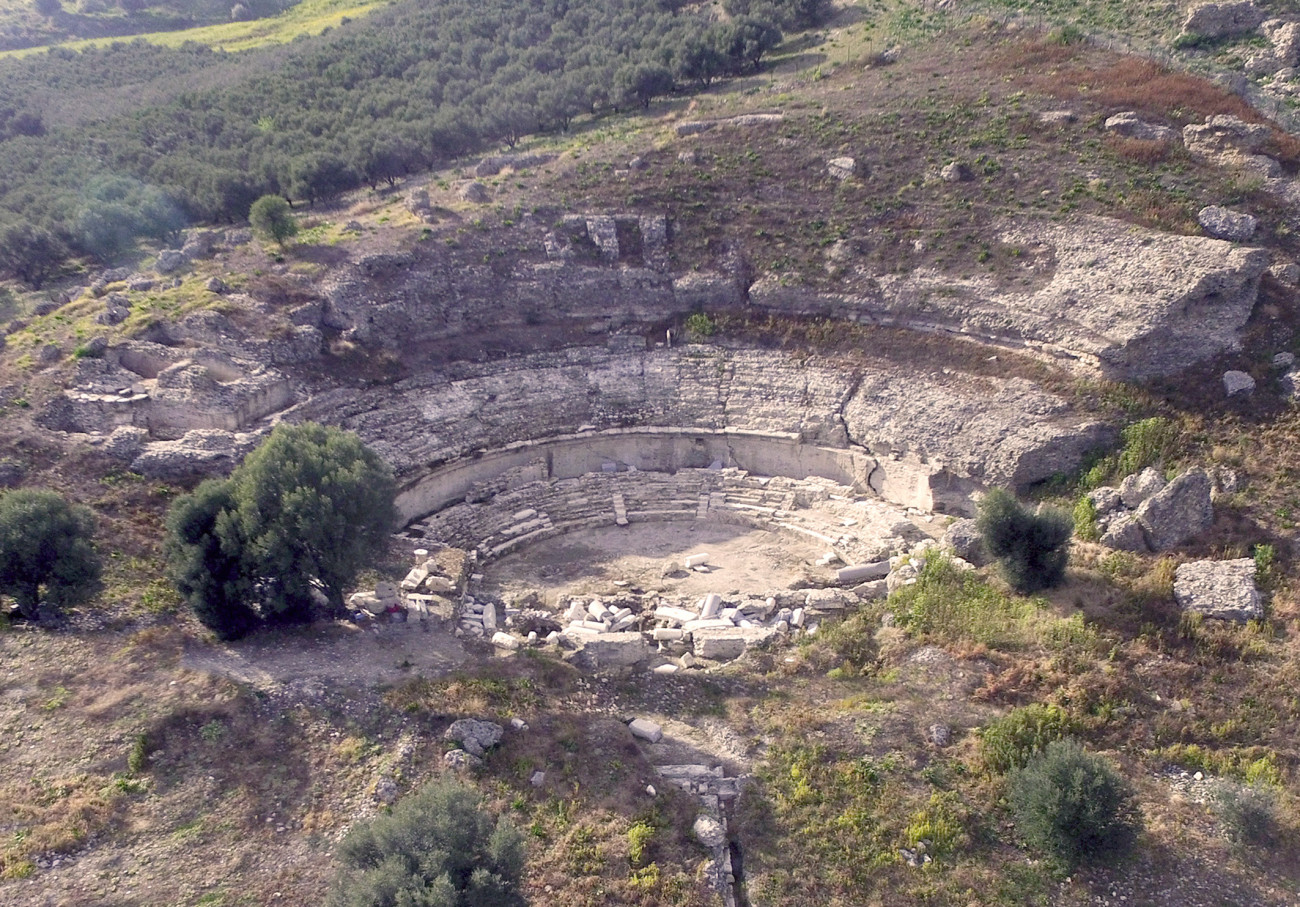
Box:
563;631;648;671
1223;370;1256;396
1174;558;1263;621
1184;117;1280;178
443;718;504;757
1134;468;1214;551
1181;1;1266;39
1198;206;1257;241
1119;467;1166;509
1087;486;1123;516
1104;111;1177;142
827;157;862;180
1100;513;1149;552
940;518;989;566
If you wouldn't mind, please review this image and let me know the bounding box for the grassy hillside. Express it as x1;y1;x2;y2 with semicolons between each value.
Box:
1;4;1300;907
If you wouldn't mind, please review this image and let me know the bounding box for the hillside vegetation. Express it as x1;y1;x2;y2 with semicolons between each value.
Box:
2;1;1300;906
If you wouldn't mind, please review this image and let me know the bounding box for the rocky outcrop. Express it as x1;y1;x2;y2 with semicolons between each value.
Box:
1104;111;1177;142
1174;558;1263;621
1135;469;1214;551
1181;1;1266;39
1098;468;1214;552
294;345;1106;518
1182;116;1280;178
1199;206;1257;241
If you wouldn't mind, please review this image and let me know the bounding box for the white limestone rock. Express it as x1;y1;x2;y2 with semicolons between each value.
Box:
1174;558;1263;621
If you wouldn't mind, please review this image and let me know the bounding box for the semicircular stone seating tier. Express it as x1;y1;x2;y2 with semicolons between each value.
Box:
403;464;917;566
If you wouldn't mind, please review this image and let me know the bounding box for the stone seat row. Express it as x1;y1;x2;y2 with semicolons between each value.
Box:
406;467;902;563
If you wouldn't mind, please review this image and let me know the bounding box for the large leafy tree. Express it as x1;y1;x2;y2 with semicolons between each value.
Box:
165;423;397;637
328;780;526;907
0;222;68;289
248;194;298;248
0;488;101;621
230;422;397;619
164;479;258;640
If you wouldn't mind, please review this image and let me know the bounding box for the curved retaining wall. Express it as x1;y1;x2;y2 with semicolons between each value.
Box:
395;427;899;524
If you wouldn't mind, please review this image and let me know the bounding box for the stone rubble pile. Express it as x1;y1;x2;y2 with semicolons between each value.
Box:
1092;467;1216;553
457;531;973;673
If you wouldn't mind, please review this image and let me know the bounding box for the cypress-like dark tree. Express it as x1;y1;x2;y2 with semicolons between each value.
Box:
976;488;1072;594
0;488;101;621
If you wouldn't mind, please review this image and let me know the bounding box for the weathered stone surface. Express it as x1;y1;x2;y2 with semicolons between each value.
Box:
692;626;776;659
154;249;188;274
1104;111;1177;142
1184;116;1280;177
1100;512;1149;552
130;429;256;480
1174;558;1263;621
1087;486;1123;516
443;749;482;770
628;718;663;743
939;160;973;182
473;152;555;177
563;631;648;670
693;814;727;848
1119;467;1166;510
1199;206;1257;241
459;181;490;203
443;718;504;757
1181;1;1265;38
1223;370;1256;396
827;157;862;180
1266;19;1300;66
1134;468;1214;552
940;518;988;566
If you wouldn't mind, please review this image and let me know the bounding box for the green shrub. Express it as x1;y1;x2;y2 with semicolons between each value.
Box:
892;555;1099;652
127;733;150;774
1072;495;1099;541
627;820;655;868
1209;781;1277;846
979;704;1074;773
329;779;525;907
1009;739;1139;867
684;311;717;339
1115;417;1180;477
976;489;1072;593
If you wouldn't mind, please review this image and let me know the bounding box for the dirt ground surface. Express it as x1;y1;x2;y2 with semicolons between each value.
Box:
181;618;470;693
483;522;842;604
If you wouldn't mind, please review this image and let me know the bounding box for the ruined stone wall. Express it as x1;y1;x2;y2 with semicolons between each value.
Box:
294;344;1106;521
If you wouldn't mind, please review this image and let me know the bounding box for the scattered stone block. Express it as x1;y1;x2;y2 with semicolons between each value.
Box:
1174;558;1263;621
836;561;890;584
629;718;663;743
492;631;520;651
443;719;504;758
1223;370;1256;396
1198;205;1257;241
683;552;710;569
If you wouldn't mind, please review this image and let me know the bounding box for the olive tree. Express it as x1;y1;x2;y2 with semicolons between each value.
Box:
248;194;298;248
165;423;397;637
328;779;526;907
0;489;101;621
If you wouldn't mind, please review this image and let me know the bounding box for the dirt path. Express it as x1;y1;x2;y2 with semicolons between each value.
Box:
181;619;470;692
